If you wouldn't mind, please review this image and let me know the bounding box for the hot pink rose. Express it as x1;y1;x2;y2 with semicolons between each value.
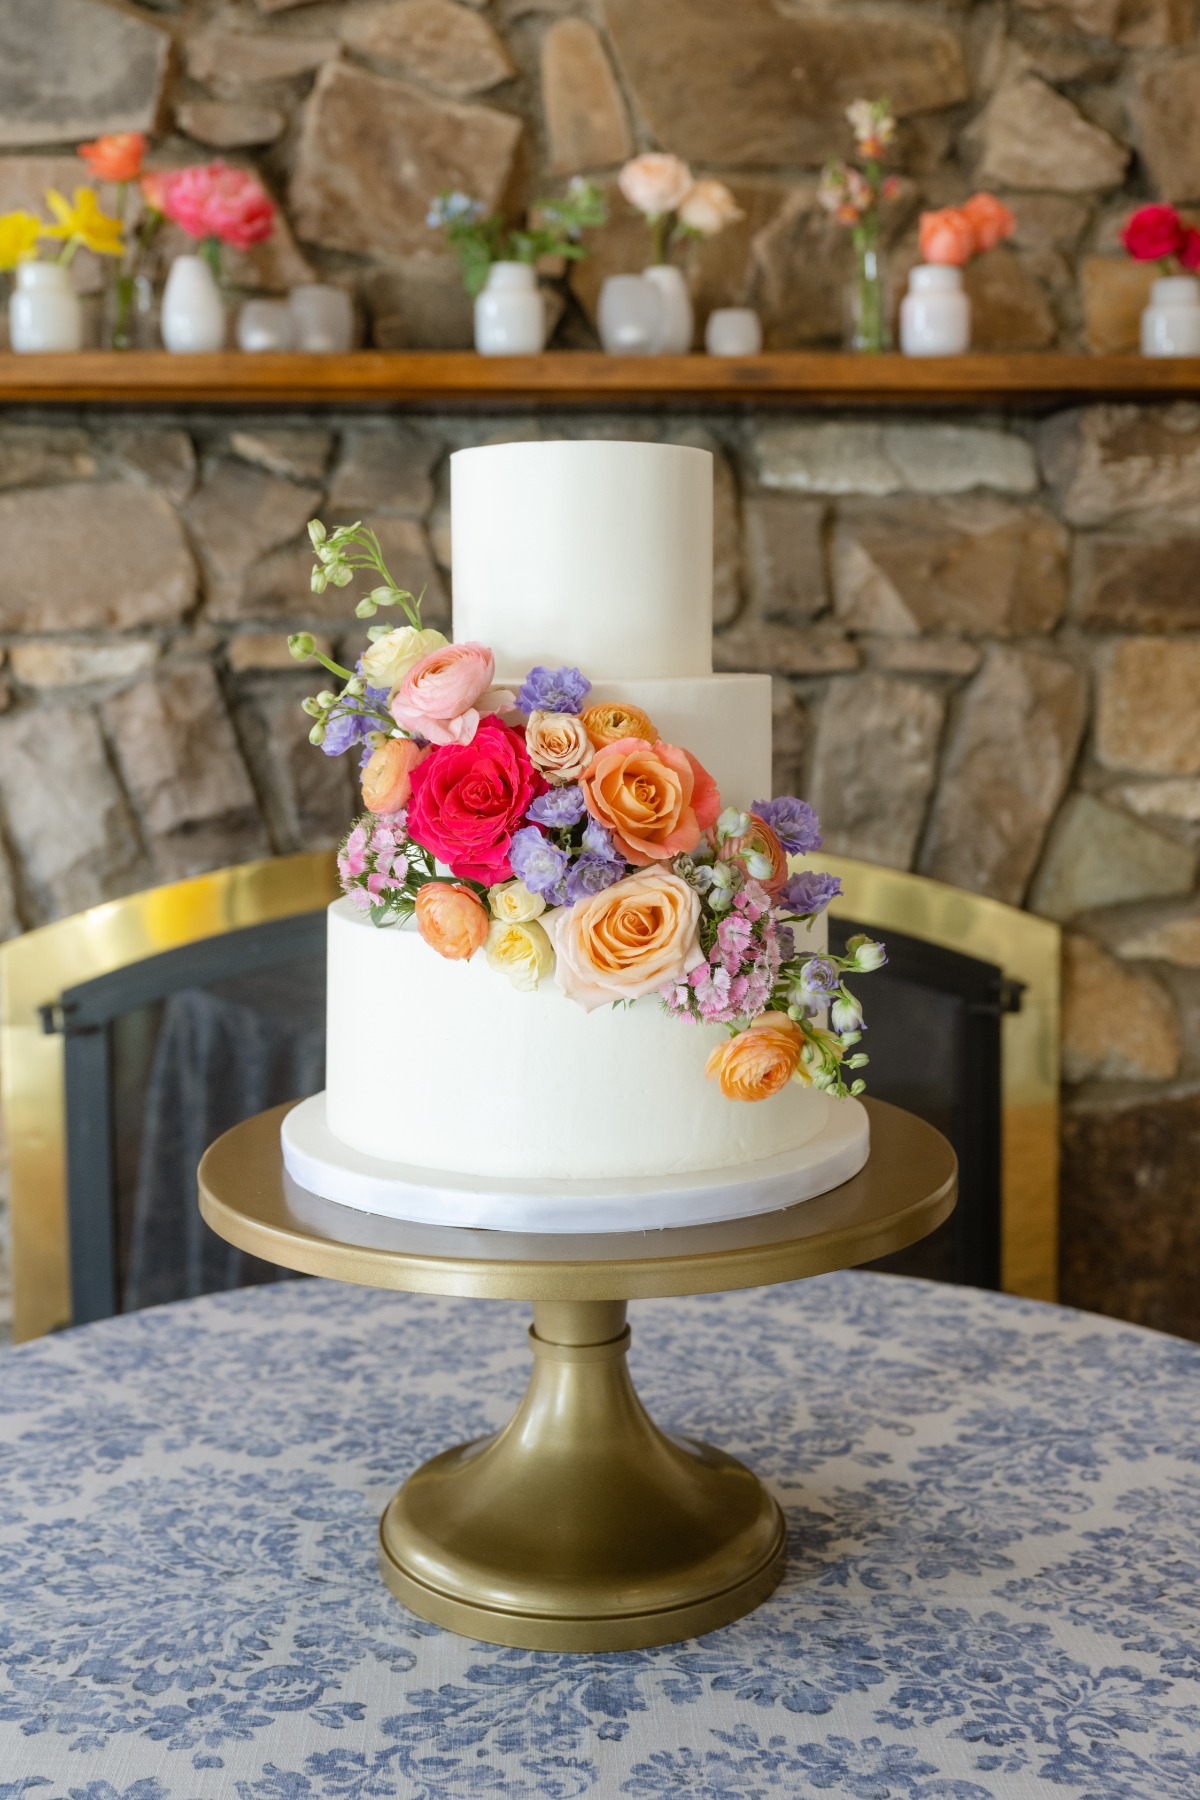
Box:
390;641;497;747
406;717;544;883
918;206;976;267
1121;203;1185;262
161;162;275;250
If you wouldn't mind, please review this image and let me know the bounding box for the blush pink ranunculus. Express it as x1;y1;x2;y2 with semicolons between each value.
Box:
918;206;977;267
390;641;497;747
160;162;275;250
406;717;544;884
961;192;1015;252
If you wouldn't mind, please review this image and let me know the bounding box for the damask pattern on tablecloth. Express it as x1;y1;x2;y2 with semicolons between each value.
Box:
0;1272;1197;1800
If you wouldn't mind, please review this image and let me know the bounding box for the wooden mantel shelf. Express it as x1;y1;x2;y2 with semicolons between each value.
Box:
2;350;1200;409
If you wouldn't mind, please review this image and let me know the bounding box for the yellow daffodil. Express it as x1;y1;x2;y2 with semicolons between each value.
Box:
44;187;124;260
0;210;42;271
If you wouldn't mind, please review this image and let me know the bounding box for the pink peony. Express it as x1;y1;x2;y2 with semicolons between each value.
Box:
390;641;497;747
160;162;275;250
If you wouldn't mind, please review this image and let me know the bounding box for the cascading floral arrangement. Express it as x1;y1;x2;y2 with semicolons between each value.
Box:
291;522;885;1107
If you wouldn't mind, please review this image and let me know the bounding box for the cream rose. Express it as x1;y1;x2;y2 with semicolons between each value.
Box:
485;917;555;991
360;626;448;693
524;709;593;785
618;152;693;217
677;179;743;237
541;868;703;1011
488;878;546;923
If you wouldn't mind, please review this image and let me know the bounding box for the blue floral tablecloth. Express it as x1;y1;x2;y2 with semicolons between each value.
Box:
1;1273;1198;1800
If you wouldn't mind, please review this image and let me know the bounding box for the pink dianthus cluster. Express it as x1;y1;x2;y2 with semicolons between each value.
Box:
339;816;410;912
661;881;794;1026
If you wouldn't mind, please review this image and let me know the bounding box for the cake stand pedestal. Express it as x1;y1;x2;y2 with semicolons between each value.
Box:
199;1097;955;1653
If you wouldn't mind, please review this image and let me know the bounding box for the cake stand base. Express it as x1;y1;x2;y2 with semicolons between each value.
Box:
378;1298;786;1651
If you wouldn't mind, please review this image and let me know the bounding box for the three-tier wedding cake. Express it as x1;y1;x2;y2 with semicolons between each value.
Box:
282;440;877;1231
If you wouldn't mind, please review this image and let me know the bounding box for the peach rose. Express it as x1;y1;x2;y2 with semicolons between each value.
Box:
580;701;658;751
525;709;593;785
581;737;721;866
390;641;496;746
918;206;976;267
961;192;1015;252
361;738;429;813
706;1013;804;1102
541;867;703;1010
414;881;489;960
618;152;693;217
717;815;789;896
678;179;743;237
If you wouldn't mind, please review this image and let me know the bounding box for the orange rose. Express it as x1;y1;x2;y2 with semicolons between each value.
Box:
717;814;789;895
918;206;976;267
415;882;488;961
540;867;703;1010
706;1013;804;1102
79;133;147;183
580;737;721;866
580;701;658;751
361;738;429;814
961;192;1015;252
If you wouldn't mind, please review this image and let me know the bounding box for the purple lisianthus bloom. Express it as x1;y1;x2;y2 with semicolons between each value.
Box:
798;956;840;997
515;664;591;716
779;870;842;917
322;683;390;758
509;826;570;895
565;852;625;905
527;784;587;828
581;816;617;859
752;796;822;855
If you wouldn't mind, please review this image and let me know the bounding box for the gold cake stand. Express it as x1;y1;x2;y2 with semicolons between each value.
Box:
199;1097;955;1653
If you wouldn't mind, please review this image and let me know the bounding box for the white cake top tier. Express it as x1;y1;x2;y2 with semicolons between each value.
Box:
450;440;713;679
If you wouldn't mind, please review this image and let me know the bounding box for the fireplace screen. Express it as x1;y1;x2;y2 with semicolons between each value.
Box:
50;908;1017;1323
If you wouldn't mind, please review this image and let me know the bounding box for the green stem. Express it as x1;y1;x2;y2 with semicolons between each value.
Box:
200;235;222;280
650;213;668;265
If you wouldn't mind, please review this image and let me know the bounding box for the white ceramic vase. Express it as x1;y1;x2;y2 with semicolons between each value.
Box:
705;307;763;356
474;261;545;355
161;255;226;354
597;274;663;354
237;299;295;353
642;263;693;352
8;262;83;353
899;264;970;357
290;284;355;353
1140;276;1200;357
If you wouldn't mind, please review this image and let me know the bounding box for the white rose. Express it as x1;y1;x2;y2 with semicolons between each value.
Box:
360;626;448;693
677;179;743;237
485;918;555;991
618;153;693;218
488;879;546;923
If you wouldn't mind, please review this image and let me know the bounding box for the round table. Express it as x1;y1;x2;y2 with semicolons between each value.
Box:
1;1275;1198;1800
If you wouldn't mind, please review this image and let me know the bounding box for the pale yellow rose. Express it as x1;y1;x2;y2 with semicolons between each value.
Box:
525;709;593;785
488;878;546;923
540;868;703;1012
485;918;555;991
360;626;448;693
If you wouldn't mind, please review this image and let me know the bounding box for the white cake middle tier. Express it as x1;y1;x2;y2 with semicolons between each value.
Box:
508;672;773;810
326;897;832;1183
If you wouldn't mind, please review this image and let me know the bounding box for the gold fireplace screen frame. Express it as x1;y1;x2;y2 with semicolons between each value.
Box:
0;852;1059;1343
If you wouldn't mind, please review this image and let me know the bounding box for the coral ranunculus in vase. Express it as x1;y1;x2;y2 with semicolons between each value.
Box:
1120;203;1200;357
899;193;1015;357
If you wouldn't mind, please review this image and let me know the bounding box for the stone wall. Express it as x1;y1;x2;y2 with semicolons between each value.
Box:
0;405;1197;1340
8;0;1200;351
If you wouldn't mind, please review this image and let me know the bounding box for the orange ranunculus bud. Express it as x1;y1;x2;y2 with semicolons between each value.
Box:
79;133;148;183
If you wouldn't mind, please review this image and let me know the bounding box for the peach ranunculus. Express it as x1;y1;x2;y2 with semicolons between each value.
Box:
580;737;721;866
79;133;147;183
678;179;744;238
618;152;693;218
717;814;789;896
390;641;496;746
580;700;658;750
918;206;977;267
525;709;593;785
414;881;489;961
961;191;1015;252
541;868;703;1010
706;1012;804;1102
361;737;429;813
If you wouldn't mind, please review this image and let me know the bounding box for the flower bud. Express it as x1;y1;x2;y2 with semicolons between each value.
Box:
317;690;336;708
310;568;328;594
307;519;327;548
831;994;864;1035
288;632;316;661
847;1053;869;1069
301;696;322;717
344;676;365;698
715;806;750;844
308;722;326;746
852;939;887;971
850;1078;866;1097
355;596;378;617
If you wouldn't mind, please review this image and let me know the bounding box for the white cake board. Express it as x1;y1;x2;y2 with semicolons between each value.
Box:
280;1092;870;1235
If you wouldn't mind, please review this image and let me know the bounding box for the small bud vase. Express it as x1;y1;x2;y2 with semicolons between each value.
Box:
474;262;546;355
597;274;663;354
9;262;83;353
642;263;693;353
161;254;226;354
899;264;970;356
847;235;890;354
1140;276;1200;357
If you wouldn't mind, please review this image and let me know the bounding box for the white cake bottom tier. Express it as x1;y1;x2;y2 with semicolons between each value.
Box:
326;897;830;1183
